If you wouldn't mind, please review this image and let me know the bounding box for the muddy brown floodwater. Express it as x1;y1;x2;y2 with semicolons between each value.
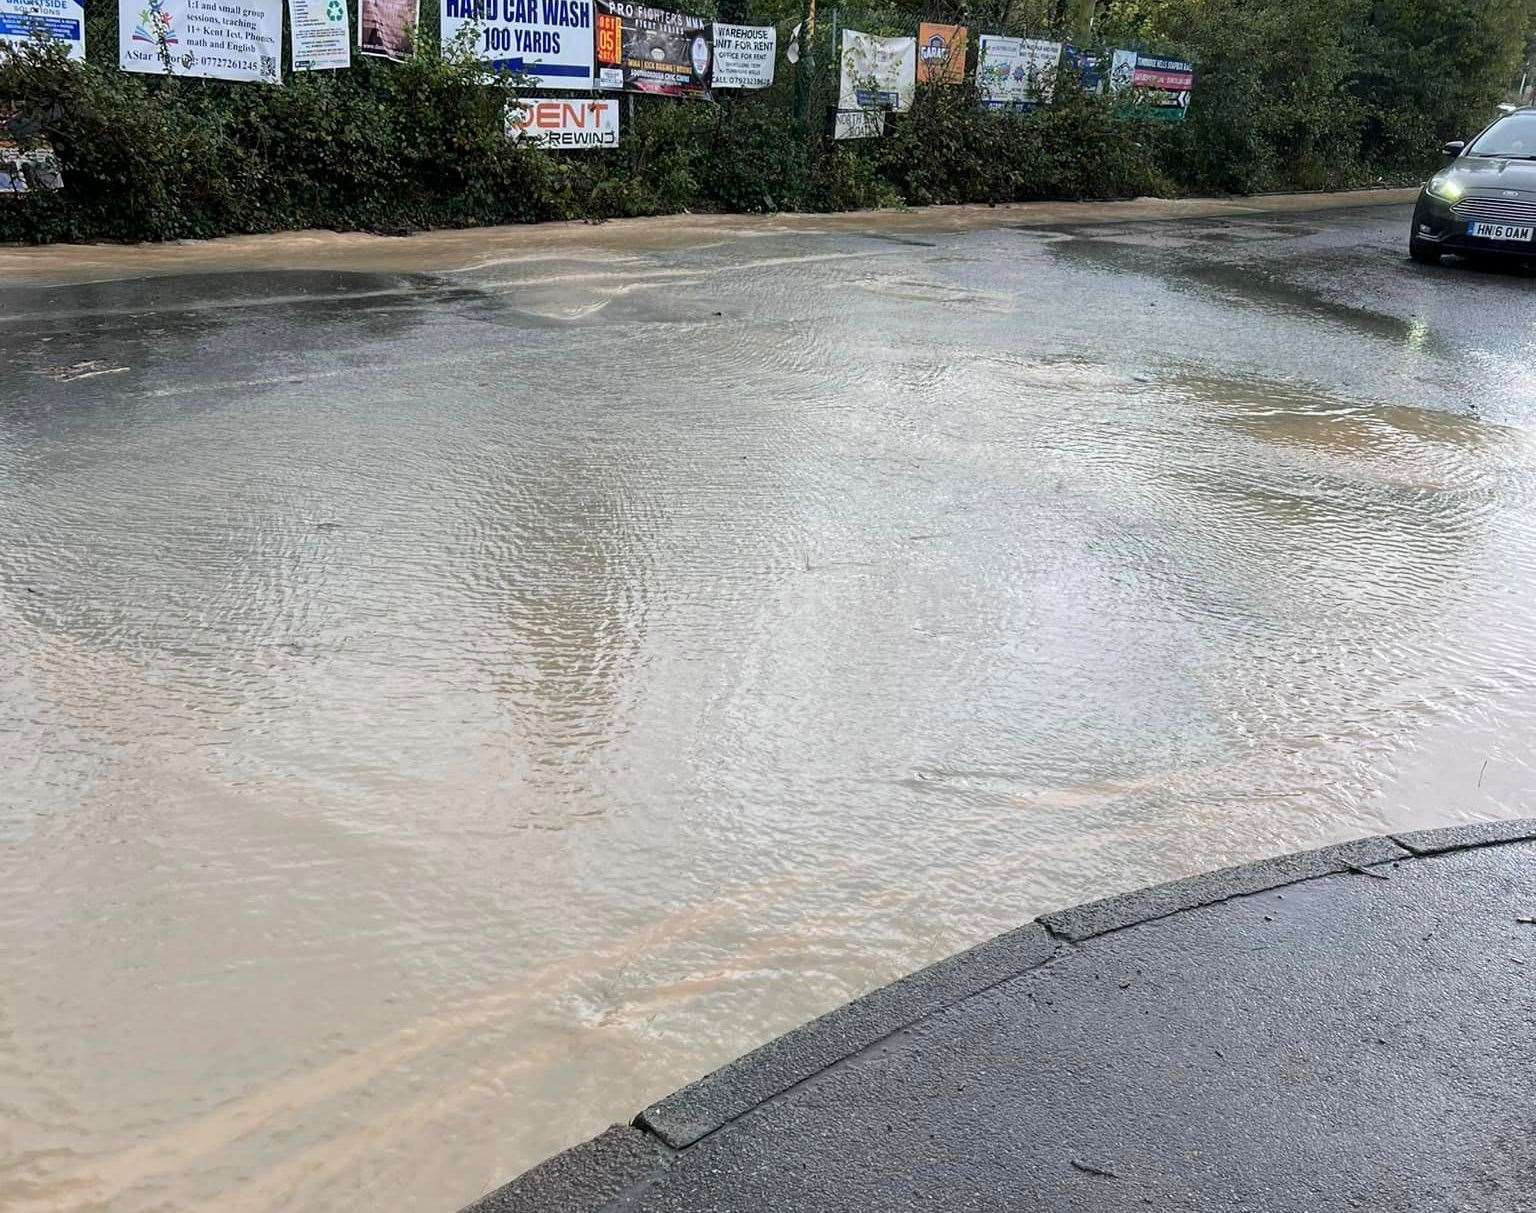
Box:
3;202;1536;1212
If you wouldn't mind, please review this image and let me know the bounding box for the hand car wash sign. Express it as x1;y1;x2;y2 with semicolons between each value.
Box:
442;0;594;89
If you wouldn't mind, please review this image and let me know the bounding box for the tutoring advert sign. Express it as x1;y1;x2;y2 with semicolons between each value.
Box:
838;29;914;112
1;0;84;59
915;21;964;85
442;0;593;88
595;1;711;97
507;95;619;147
120;0;281;81
289;0;349;69
977;35;1059;109
711;22;773;89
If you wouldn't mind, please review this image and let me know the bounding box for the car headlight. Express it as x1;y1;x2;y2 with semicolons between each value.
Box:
1427;174;1465;203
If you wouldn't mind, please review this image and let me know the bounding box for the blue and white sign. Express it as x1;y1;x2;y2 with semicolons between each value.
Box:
441;0;594;89
978;35;1061;110
1;0;84;59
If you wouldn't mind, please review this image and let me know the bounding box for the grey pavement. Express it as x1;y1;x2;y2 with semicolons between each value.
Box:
469;820;1536;1211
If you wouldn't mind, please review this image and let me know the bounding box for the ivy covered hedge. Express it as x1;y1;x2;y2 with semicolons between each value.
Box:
0;0;1528;243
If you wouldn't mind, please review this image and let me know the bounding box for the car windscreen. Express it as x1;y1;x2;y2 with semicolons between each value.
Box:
1467;113;1536;159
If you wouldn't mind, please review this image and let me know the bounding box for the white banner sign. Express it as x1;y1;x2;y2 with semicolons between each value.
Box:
443;0;595;90
290;0;349;68
120;0;282;81
832;109;883;140
1110;47;1137;92
0;137;63;191
711;22;773;89
1;0;84;59
977;35;1061;109
838;29;915;113
507;96;619;148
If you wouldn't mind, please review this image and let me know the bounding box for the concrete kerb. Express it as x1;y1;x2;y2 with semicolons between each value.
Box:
1392;816;1536;855
1038;833;1410;942
637;920;1060;1148
461;817;1536;1213
465;1126;670;1213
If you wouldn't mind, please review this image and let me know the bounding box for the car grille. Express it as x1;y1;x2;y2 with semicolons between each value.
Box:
1451;195;1536;224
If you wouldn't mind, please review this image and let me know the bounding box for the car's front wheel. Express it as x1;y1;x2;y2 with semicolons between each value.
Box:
1409;238;1442;265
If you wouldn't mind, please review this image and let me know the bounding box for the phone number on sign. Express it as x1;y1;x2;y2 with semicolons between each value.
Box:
197;56;263;72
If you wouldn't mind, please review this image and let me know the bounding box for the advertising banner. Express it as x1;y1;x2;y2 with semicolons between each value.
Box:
120;0;281;81
0;134;62;192
1128;52;1192;119
1109;47;1136;91
442;0;593;88
915;21;964;85
290;0;349;69
838;29;915;112
711;22;773;89
1062;43;1107;93
831;108;884;139
359;0;416;59
1;0;84;59
977;35;1060;109
507;95;619;147
595;1;710;97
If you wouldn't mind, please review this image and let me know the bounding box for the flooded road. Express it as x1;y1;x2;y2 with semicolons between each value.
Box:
4;202;1536;1212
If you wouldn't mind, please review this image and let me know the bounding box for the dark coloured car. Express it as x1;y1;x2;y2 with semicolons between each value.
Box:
1410;108;1536;265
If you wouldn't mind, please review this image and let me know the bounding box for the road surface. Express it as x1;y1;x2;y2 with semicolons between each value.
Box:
2;196;1534;1212
473;820;1536;1212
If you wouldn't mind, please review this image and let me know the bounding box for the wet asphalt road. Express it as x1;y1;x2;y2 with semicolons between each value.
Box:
3;201;1536;1213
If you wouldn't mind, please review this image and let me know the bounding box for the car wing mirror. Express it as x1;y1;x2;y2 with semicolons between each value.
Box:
1442;140;1466;157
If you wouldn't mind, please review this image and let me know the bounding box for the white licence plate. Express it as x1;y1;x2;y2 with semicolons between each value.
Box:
1469;221;1534;241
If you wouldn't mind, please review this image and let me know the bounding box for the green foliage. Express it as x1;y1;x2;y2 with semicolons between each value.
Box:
806;140;904;209
567;98;713;218
701;99;809;212
1;0;1532;243
1102;0;1536;192
863;81;1166;205
1355;0;1534;162
0;9;568;241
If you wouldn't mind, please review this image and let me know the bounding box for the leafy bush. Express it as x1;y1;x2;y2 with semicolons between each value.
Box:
1102;0;1532;192
564;97;713;218
1;0;1531;243
0;22;567;241
702;99;809;213
806;140;903;211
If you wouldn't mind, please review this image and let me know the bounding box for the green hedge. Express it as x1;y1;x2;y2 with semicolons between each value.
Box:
0;0;1529;243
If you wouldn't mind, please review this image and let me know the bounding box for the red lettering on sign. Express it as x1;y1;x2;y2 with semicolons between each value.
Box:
513;100;613;133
